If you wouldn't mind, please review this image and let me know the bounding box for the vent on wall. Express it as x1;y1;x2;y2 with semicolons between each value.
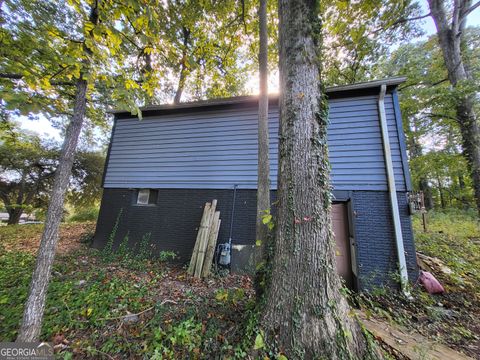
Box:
135;189;158;205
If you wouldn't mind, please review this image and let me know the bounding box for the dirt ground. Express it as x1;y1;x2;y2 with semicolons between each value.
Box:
0;222;95;255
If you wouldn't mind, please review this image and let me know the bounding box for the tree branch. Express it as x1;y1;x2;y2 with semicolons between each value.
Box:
373;12;431;34
391;12;432;26
462;0;480;19
398;78;449;91
0;73;74;86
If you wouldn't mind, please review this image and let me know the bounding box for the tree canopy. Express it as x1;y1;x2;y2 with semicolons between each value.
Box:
0;122;104;224
375;27;480;209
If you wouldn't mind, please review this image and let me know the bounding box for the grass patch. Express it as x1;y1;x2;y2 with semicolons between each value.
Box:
413;209;480;291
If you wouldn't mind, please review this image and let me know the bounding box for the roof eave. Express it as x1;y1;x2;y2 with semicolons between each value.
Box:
108;76;406;115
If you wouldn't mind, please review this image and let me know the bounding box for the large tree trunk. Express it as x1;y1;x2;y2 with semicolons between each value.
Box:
428;0;480;214
254;0;270;294
17;79;87;342
260;1;368;358
457;98;480;212
7;207;23;225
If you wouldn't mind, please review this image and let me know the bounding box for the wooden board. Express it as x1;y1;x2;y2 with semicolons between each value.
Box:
188;200;221;279
194;200;217;278
358;312;474;360
188;202;211;275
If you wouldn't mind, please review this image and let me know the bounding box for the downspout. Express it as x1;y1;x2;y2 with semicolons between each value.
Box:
378;84;409;294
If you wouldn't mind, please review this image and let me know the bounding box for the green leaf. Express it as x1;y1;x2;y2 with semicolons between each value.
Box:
215;289;228;302
254;332;264;350
256;239;262;246
262;214;272;224
84;21;95;33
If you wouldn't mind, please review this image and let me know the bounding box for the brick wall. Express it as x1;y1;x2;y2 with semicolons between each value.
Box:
352;191;418;289
93;188;417;290
93;188;266;262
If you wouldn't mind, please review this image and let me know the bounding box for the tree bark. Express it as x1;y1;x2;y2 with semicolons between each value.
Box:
7;207;23;225
260;1;368;358
408;122;434;210
173;27;190;104
458;174;469;208
437;176;446;209
254;0;271;294
419;178;434;210
428;0;480;215
16;78;87;342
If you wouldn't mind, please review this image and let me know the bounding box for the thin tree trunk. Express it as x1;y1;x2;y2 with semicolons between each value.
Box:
458;174;469;208
428;0;480;215
437;176;446;209
173;27;190;104
174;68;187;104
408;122;434;210
419;178;434;210
16;79;87;342
254;0;270;295
260;1;368;358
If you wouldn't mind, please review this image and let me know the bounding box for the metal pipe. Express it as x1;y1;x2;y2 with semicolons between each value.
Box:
228;184;238;245
378;84;410;293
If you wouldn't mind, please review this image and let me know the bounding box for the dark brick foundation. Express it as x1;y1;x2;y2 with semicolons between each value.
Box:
352;191;417;289
93;188;417;290
93;188;269;262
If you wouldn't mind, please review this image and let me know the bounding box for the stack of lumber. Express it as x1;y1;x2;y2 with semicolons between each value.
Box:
188;200;221;278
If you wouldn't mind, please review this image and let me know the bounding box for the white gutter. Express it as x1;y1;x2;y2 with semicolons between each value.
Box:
378;84;409;294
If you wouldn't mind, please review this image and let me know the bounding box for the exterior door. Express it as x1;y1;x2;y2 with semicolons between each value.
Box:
332;203;353;289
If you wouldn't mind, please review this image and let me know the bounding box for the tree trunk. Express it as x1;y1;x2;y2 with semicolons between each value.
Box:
458;174;469;208
457;98;480;211
419;178;434;210
174;68;187;104
408;122;434;210
173;27;190;104
7;207;23;225
254;0;270;295
16;79;87;342
428;0;480;214
437;176;446;209
260;1;368;358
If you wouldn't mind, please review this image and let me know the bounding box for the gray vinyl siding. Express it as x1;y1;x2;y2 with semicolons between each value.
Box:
104;93;406;191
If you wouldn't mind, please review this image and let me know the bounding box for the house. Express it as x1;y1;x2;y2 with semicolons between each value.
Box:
93;77;418;291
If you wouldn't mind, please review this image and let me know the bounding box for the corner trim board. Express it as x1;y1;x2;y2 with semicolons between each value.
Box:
101;116;118;188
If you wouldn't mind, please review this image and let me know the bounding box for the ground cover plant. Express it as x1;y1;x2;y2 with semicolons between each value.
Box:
0;223;254;359
1;210;479;359
356;210;480;359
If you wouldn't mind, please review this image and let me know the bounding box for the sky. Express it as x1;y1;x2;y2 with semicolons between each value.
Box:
420;1;480;35
17;0;480;142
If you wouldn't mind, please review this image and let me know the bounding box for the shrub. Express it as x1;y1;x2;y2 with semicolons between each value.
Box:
69;207;99;222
